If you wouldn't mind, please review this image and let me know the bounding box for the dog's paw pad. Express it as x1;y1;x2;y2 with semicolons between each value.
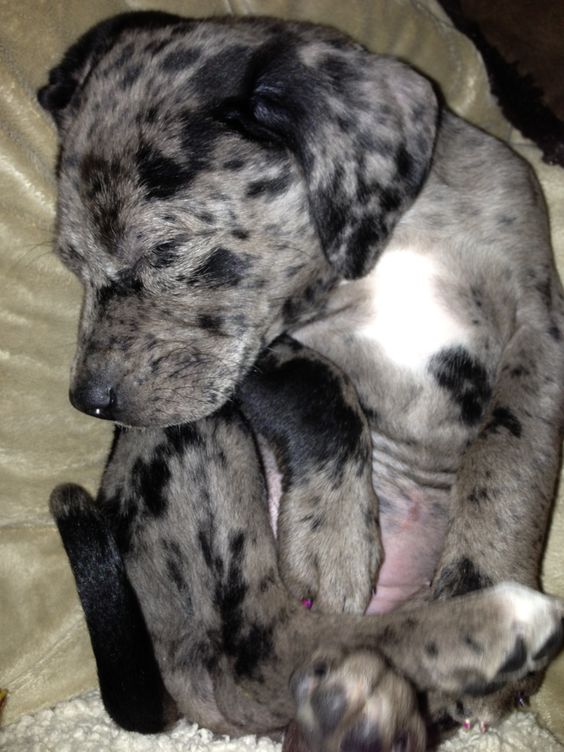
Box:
291;649;425;752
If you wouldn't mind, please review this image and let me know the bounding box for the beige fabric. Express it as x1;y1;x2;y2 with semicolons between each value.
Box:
0;0;562;742
2;691;563;751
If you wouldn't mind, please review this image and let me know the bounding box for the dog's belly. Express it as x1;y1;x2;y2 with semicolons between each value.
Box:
367;461;452;613
365;431;456;613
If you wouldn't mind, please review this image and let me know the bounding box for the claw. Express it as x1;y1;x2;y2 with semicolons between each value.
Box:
479;721;489;734
463;719;473;731
516;692;528;708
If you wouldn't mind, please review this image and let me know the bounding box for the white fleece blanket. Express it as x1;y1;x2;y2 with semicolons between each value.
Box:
1;691;562;752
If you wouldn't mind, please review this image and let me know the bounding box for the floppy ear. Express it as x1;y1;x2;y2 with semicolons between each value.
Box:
37;11;181;129
223;36;438;279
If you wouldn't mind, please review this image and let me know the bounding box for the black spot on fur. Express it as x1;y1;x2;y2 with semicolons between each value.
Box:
425;641;439;657
145;105;159;124
112;42;136;70
99;487;137;556
344;216;385;279
163;540;192;613
144;38;173;58
246;173;291;198
223;158;246;170
379;187;402;213
97;275;143;308
166;551;185;592
433;558;492;599
321;54;357;94
237;336;368;487
164;423;203;454
509;364;530;378
463;634;484;654
198;527;216;572
191;247;249;287
231;621;275;678
57;242;82;270
192;45;253;95
160;46;201;71
137;143;193;200
532;622;563;662
196;515;275;678
79;154;126;247
124;422;200;526
198;313;223;332
395;144;414;181
467;486;489;505
310;515;324;532
178;111;221;169
151;240;181;268
316;164;348;240
484;406;522;438
535;276;552;306
499;637;527;674
120;64;142;88
464;677;506;697
131;448;170;518
430;347;492;425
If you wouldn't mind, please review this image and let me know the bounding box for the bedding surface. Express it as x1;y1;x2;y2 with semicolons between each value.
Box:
1;0;563;746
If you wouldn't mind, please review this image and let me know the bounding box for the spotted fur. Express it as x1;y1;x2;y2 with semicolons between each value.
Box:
41;12;564;752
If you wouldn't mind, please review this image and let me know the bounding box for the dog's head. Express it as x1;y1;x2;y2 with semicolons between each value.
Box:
39;12;437;427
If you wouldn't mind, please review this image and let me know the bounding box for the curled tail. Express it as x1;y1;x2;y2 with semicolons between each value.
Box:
49;483;176;733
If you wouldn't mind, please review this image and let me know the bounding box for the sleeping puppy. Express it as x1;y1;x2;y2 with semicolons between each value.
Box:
39;12;564;751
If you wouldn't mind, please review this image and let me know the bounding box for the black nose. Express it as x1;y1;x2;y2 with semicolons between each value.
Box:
69;382;117;420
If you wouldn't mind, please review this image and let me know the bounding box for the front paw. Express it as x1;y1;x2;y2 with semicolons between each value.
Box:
277;483;382;614
424;583;563;731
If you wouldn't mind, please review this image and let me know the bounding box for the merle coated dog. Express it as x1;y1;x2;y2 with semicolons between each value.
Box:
39;11;564;752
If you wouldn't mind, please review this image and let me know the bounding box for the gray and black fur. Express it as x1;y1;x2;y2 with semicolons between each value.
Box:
40;12;564;752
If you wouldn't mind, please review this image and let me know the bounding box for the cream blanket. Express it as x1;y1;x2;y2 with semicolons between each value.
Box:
2;692;563;751
1;0;563;748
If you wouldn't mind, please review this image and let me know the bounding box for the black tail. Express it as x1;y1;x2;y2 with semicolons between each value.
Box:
50;483;176;733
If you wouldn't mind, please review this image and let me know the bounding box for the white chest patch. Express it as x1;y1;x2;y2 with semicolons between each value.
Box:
355;249;469;371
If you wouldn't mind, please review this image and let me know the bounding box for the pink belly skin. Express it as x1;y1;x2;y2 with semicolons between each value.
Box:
366;490;448;613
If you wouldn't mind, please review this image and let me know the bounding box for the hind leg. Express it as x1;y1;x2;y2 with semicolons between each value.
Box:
428;326;564;727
